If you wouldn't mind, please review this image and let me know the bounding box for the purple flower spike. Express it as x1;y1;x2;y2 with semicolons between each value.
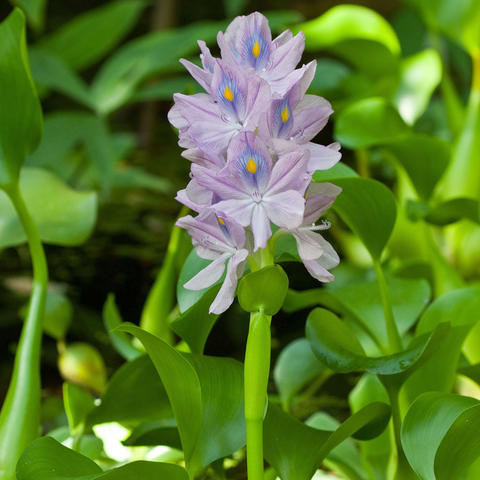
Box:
192;132;310;251
217;12;307;95
180;41;216;93
176;211;249;314
289;182;342;281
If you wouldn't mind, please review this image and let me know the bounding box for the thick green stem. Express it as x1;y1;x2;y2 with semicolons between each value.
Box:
373;261;402;353
244;310;272;480
0;184;48;480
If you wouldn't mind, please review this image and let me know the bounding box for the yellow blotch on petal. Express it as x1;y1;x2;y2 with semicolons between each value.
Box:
252;41;261;58
304;192;309;200
246;157;257;174
224;86;234;102
218;217;226;226
281;105;290;123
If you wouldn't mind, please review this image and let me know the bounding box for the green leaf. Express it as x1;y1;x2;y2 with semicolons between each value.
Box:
117;323;245;477
29;49;93;108
237;265;289;315
39;0;147;71
394;49;442;125
384;134;451;200
401;287;480;409
332;177;397;260
306;412;367;480
402;392;480;480
63;382;95;436
335;98;410;149
306;307;449;376
273;338;329;409
87;355;172;427
16;436;189;480
0;9;43;188
10;0;46;32
313;162;358;182
264;402;390;480
103;294;141;361
349;374;391;480
123;420;182;450
0;167;97;247
296;5;400;77
170;285;221;354
407;198;480;226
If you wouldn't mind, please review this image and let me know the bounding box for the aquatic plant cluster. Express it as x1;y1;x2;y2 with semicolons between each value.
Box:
169;12;342;313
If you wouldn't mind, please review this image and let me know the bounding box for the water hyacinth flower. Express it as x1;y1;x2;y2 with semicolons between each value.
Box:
170;11;342;313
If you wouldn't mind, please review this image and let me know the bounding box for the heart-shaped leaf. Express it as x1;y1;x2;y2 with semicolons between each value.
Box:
394;49;442;125
264;402;390;480
335;98;409;149
16;436;189;480
0;9;43;188
384;134;451;201
402;392;480;480
401;287;480;409
330;177;397;260
117;323;245;477
297;5;400;76
306;307;448;376
0;167;97;247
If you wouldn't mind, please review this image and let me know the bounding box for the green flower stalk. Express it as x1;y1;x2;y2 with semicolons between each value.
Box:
0;184;48;480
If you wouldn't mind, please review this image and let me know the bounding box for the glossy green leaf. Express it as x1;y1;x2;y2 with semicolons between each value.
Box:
285;275;431;353
238;265;288;315
29;49;93;108
401;287;480;409
407;198;480;226
63;382;95;436
170;285;221;354
331;177;397;260
123;420;182;450
17;436;189;480
350;374;391;480
296;5;400;76
0;9;43;188
39;0;147;71
306;412;366;480
335;97;410;149
273;338;329;409
87;355;172;427
102;294;141;361
394;49;442;125
264;402;390;480
312;162;358;182
402;392;480;480
385;134;451;200
306;307;448;376
0;168;97;247
10;0;46;31
117;323;245;477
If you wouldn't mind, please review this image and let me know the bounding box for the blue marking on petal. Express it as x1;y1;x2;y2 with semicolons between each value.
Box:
216;73;245;121
272;99;293;138
236;145;270;194
242;31;270;70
